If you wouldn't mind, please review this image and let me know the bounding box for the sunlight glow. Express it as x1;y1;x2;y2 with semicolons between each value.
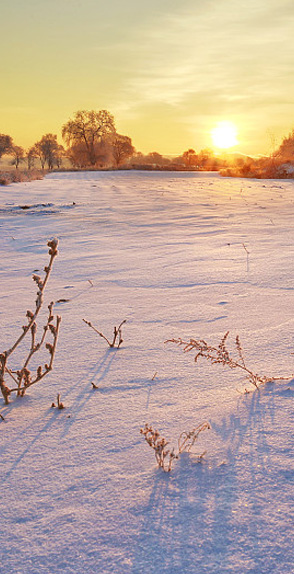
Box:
211;121;238;149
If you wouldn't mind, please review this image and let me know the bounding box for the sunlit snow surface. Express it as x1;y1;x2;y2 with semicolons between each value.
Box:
0;171;293;574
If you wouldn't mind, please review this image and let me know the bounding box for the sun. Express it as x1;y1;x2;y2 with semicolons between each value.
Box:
211;121;238;149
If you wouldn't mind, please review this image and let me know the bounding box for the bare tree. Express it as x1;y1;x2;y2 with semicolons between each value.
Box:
62;109;116;166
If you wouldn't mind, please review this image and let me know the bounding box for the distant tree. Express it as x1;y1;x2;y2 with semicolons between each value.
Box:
145;152;170;166
129;151;172;169
0;134;13;159
10;145;25;169
33;141;46;169
26;147;37;170
131;151;144;164
182;149;198;168
111;134;135;167
62;109;116;166
54;144;66;169
198;148;214;169
32;134;64;170
172;154;186;166
145;152;162;165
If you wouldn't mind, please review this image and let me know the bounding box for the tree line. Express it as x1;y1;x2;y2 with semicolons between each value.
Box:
0;110;137;171
0;109;227;172
1;109;294;172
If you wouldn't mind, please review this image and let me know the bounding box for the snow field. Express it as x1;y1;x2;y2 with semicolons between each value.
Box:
0;171;293;573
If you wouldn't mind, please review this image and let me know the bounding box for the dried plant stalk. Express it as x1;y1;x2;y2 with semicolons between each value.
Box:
141;421;210;472
166;332;288;389
0;239;61;404
178;422;211;453
51;393;64;409
83;318;126;348
140;424;178;472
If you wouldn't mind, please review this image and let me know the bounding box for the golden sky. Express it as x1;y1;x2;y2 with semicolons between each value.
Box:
1;0;294;156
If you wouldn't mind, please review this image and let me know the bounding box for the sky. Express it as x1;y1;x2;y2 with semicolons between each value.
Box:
1;0;294;156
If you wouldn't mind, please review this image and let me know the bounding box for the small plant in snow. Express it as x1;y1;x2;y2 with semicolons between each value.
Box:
178;423;211;454
166;331;288;390
83;318;126;348
0;239;61;404
140;424;178;472
140;422;210;472
51;393;65;409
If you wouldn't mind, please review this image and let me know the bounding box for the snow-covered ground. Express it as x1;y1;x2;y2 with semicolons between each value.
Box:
0;171;293;574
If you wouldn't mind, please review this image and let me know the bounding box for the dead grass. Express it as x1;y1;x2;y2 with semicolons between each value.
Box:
0;170;44;186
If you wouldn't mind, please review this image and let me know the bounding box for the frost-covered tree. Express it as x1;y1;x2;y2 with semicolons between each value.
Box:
62;109;116;166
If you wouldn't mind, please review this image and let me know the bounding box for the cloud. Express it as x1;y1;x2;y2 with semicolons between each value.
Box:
107;0;294;119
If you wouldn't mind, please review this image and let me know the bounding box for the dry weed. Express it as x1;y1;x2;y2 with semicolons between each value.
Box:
0;239;61;404
140;421;210;472
178;422;211;454
0;170;44;186
166;331;288;389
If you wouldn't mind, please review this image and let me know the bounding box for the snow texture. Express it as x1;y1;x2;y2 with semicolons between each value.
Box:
0;171;293;573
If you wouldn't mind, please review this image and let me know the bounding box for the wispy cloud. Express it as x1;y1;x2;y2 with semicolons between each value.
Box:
108;0;294;119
